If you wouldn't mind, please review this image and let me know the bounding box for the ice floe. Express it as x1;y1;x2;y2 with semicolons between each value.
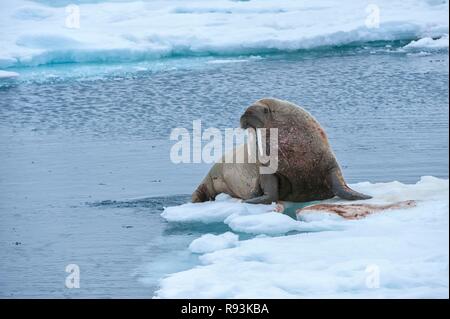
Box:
0;70;20;79
189;232;239;254
0;0;448;68
403;34;449;50
157;176;449;298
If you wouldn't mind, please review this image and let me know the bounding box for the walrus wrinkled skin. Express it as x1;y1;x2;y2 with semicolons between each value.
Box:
192;98;372;204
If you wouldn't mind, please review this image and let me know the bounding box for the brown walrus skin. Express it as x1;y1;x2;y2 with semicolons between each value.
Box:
192;98;372;204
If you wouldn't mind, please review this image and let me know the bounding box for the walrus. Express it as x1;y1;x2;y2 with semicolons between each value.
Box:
192;98;372;204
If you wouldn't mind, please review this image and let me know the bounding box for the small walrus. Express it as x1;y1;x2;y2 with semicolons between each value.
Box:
192;98;372;204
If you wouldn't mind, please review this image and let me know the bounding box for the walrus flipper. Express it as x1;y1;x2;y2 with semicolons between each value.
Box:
244;174;279;204
328;169;372;200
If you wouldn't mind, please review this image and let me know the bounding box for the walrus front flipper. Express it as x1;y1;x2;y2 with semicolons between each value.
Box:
244;174;279;204
328;168;372;200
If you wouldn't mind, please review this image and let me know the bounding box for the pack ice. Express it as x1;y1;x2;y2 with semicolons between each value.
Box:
159;177;449;298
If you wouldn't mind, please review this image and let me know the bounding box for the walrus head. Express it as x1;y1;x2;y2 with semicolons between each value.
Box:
240;100;272;129
240;98;297;130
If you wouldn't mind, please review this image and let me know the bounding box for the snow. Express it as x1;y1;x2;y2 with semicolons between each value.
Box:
161;193;276;224
0;0;448;68
404;34;449;50
163;177;448;235
225;211;347;235
157;176;449;298
189;232;239;254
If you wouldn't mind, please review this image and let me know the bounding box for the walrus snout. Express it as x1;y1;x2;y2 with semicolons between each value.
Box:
240;109;265;129
240;114;249;129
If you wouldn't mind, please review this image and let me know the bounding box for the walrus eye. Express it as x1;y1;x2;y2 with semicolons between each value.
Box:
264;108;269;114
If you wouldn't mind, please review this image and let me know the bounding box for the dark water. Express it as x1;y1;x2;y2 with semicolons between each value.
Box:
0;50;448;297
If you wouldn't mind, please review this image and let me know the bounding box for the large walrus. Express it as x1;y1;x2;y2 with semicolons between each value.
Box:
192;98;372;204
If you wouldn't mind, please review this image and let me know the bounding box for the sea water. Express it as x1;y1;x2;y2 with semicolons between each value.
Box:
0;46;448;297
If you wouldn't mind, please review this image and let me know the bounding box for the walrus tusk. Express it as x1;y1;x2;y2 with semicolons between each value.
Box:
256;128;264;157
246;128;256;159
